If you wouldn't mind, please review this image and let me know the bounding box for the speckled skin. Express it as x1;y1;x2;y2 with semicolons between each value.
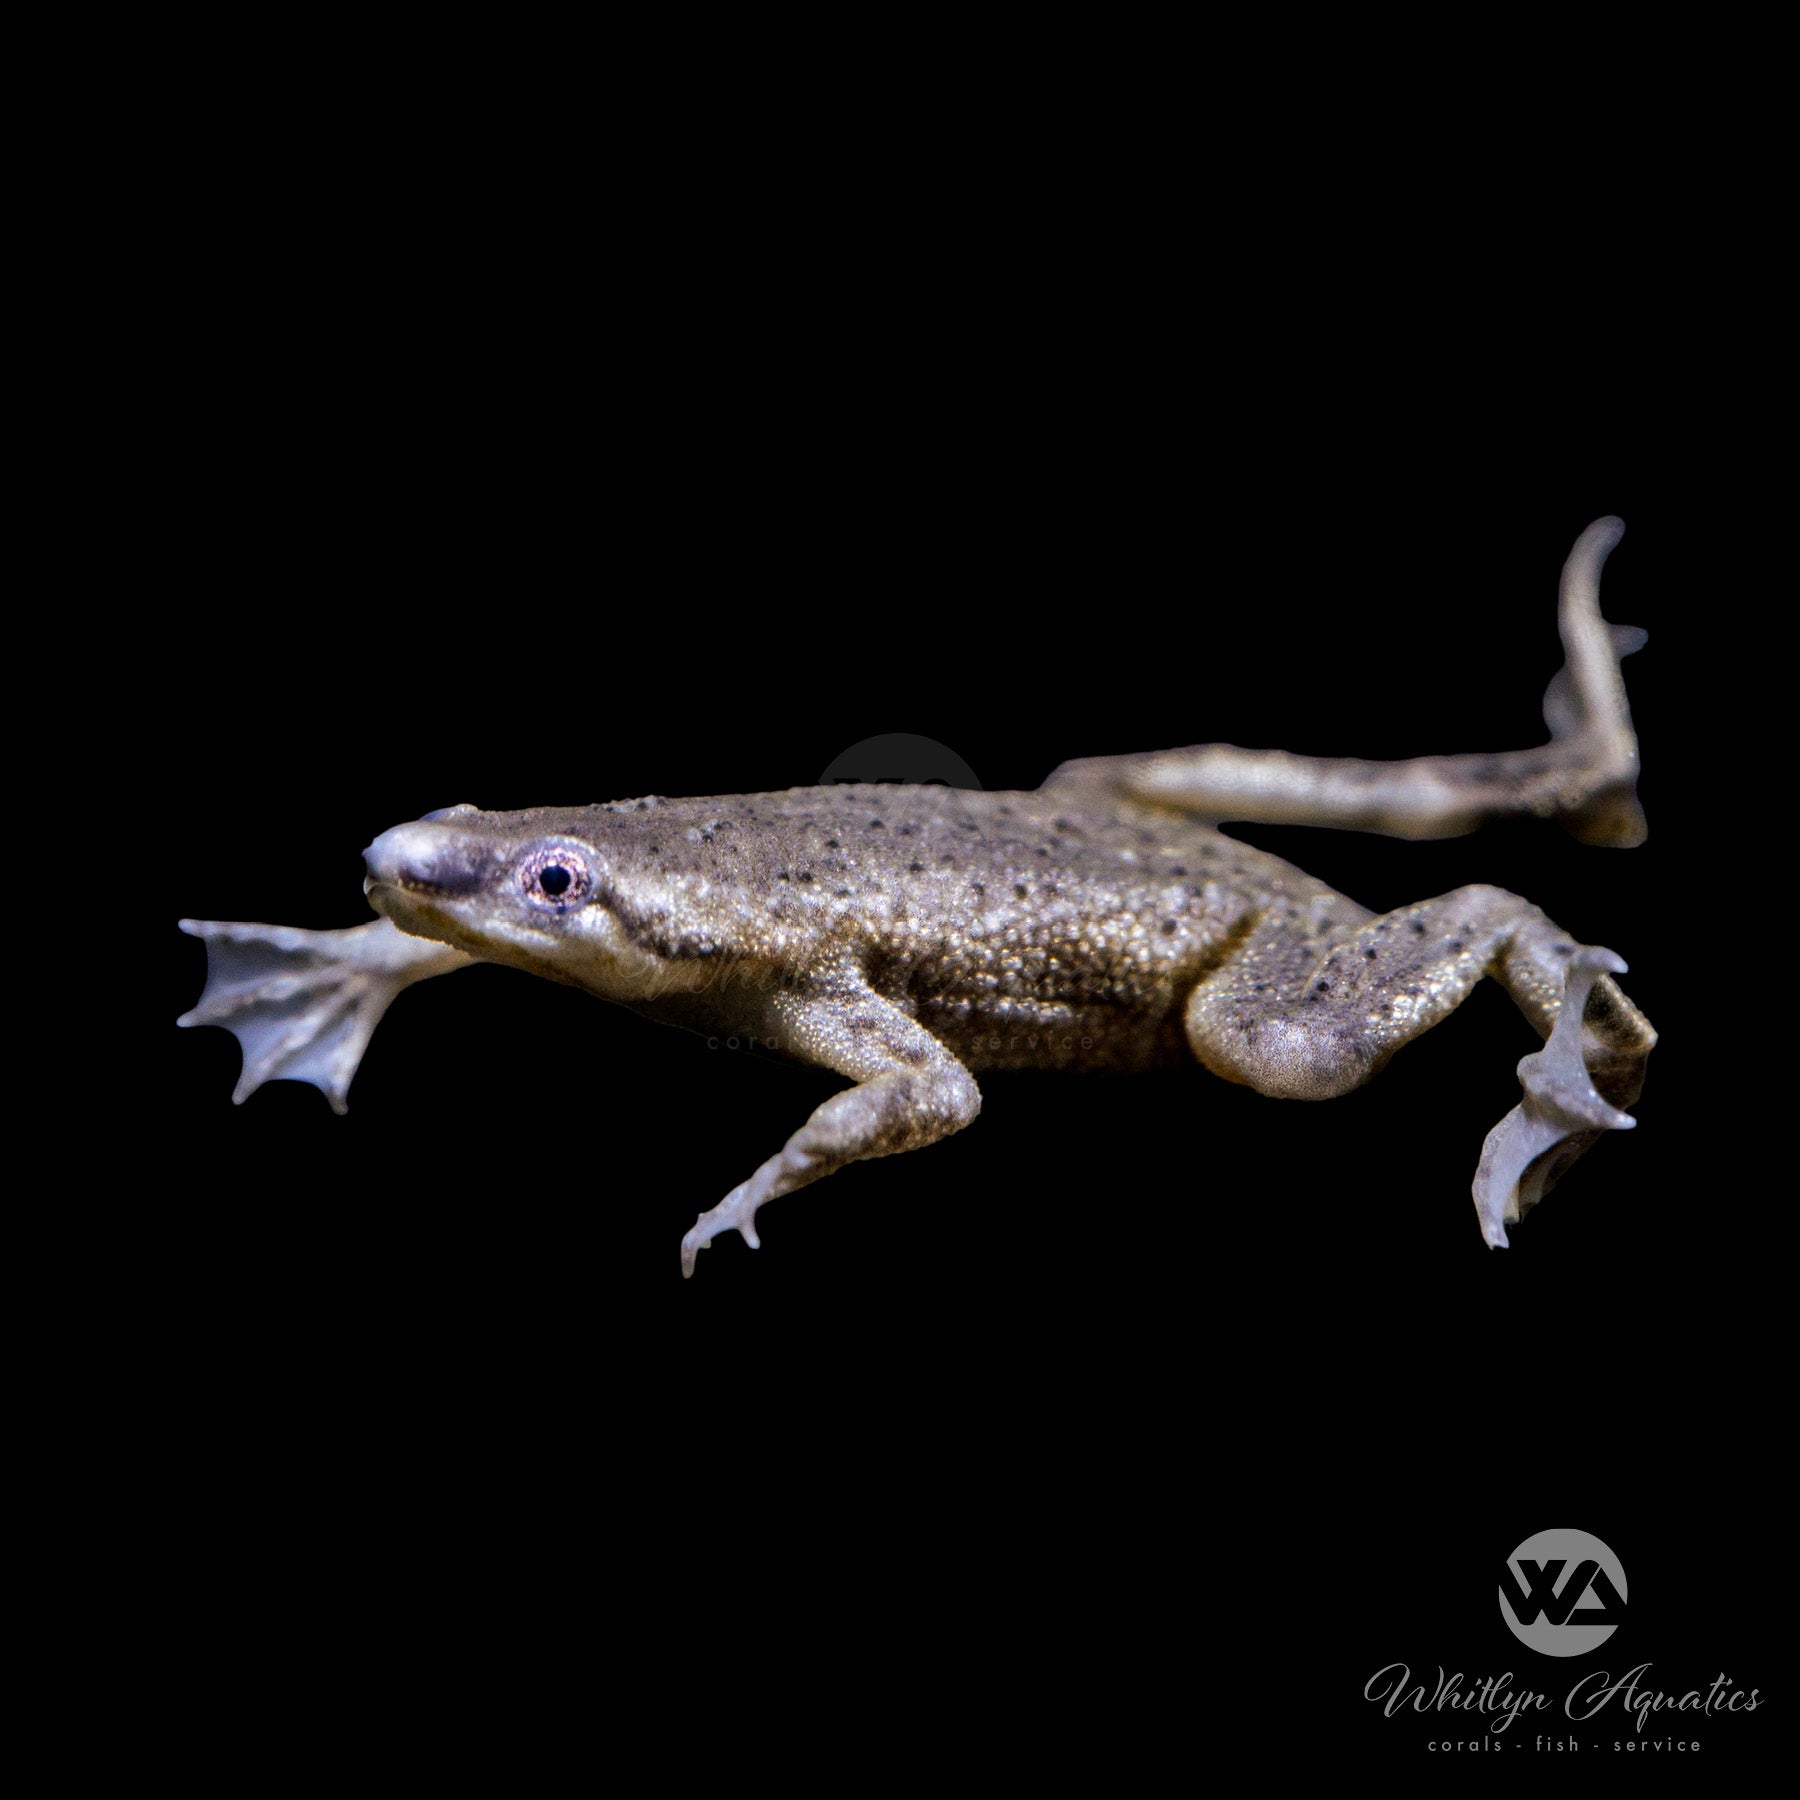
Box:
343;760;1651;1274
180;518;1659;1266
360;780;1649;1097
408;785;1313;1074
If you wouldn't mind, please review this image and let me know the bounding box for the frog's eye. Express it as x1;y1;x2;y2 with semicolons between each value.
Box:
520;846;591;909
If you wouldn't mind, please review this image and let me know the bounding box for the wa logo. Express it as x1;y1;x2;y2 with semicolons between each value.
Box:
1499;1528;1627;1656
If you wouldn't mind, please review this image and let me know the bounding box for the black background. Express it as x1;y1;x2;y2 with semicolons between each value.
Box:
132;148;1777;1771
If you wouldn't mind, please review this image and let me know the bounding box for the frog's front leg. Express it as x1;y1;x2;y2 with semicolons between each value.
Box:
680;977;981;1277
1183;886;1655;1245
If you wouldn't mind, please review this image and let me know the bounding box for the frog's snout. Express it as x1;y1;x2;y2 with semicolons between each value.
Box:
362;822;488;899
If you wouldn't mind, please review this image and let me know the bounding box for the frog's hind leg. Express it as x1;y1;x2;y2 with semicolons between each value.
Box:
1045;516;1647;846
178;917;473;1113
1182;886;1655;1246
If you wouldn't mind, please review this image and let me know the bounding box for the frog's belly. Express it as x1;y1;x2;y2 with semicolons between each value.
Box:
883;902;1241;1072
909;990;1192;1073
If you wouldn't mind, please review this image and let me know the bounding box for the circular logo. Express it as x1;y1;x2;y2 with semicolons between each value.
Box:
1498;1528;1627;1656
818;734;982;790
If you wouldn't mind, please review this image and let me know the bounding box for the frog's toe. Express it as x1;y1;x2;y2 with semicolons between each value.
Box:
679;1183;763;1278
178;918;447;1114
1471;947;1638;1247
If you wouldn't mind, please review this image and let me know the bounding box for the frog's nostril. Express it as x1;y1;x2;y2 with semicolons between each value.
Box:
363;823;484;896
364;824;426;886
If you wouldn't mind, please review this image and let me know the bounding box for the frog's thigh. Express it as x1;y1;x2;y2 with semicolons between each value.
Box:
1185;887;1655;1243
1184;885;1585;1100
680;982;981;1275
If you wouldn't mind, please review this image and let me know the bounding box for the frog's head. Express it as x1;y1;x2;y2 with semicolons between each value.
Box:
361;804;678;1000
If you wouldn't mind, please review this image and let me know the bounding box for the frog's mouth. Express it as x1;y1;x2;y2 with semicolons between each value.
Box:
361;821;503;955
362;872;476;950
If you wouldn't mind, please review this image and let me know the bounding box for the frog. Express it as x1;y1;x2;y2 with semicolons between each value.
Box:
179;516;1656;1273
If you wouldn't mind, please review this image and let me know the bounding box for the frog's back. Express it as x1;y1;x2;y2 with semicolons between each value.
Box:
573;783;1344;1071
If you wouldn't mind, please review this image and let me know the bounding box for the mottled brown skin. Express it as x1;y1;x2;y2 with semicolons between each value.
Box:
181;518;1657;1267
354;771;1651;1272
421;785;1314;1074
372;782;1649;1084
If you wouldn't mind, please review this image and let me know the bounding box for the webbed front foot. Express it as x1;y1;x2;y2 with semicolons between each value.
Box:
1472;948;1637;1248
178;917;471;1113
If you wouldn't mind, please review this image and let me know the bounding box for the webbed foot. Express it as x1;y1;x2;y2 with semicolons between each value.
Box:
178;917;471;1113
1472;947;1636;1247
